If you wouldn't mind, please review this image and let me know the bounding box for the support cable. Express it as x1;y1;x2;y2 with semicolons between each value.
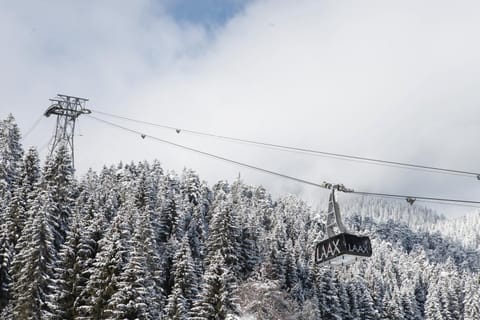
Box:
38;135;54;154
86;114;480;208
22;114;44;140
91;109;480;179
88;115;325;189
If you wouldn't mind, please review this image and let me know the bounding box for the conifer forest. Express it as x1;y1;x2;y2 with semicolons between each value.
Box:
1;113;479;319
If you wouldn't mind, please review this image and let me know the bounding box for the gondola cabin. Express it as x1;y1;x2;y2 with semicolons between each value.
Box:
315;183;372;266
315;232;372;266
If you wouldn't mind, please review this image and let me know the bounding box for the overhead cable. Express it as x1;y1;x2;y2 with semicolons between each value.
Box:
88;115;327;189
38;135;53;154
91;110;480;179
23;114;44;140
86;114;480;208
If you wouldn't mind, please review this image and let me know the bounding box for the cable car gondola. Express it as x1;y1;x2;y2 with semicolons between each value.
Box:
315;184;372;266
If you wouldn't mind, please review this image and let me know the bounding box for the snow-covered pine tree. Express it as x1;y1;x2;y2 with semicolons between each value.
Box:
425;280;444;320
298;296;322;320
357;249;383;313
252;185;274;232
178;169;209;264
437;260;463;320
463;274;480;320
382;289;403;320
75;169;107;240
0;115;24;308
155;174;183;300
231;179;260;278
0;147;40;312
51;211;96;320
6;147;41;241
117;205;164;318
354;279;378;320
191;251;238;319
68;172;110;317
143;160;164;239
138;209;165;315
180;168;202;207
10;189;57;319
411;246;430;318
132;168;150;210
96;165;121;224
103;215;154;320
184;201;207;262
260;224;287;284
0;114;23;203
0;223;13;312
206;191;241;274
238;218;259;278
399;288;420;320
345;280;361;320
236;278;297;319
284;240;299;293
315;267;341;320
42;143;75;250
159;239;177;301
158;173;180;243
77;207;131;319
165;235;198;319
335;273;351;319
0;301;14;319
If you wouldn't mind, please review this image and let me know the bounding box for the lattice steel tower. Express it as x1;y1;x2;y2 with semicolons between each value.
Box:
44;94;91;168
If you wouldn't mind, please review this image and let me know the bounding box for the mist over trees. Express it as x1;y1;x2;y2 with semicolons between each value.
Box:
0;114;479;319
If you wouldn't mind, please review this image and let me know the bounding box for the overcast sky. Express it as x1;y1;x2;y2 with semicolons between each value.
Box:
1;0;479;216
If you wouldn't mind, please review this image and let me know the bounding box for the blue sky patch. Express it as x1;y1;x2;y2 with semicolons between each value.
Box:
165;0;251;28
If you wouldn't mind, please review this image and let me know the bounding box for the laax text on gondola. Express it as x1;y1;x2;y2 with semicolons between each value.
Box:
315;233;372;264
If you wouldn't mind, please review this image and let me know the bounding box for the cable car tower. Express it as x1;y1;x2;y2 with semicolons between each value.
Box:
315;183;372;266
44;94;91;168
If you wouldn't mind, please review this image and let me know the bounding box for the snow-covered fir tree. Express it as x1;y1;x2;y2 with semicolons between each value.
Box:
206;190;241;274
0;115;24;313
42;143;75;251
10;189;57;319
165;235;198;319
103;214;154;320
463;274;480;320
76;207;131;319
191;251;239;319
0;114;23;203
51;211;95;320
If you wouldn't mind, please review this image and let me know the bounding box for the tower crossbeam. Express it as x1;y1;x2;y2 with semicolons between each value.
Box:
44;94;91;168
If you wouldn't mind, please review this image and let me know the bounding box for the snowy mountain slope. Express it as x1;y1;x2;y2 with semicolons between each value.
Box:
0;114;479;319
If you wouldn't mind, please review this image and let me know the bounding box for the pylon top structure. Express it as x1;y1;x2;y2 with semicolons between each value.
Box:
44;94;91;168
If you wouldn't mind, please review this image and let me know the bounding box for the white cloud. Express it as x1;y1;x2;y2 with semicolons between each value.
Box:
2;0;479;215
